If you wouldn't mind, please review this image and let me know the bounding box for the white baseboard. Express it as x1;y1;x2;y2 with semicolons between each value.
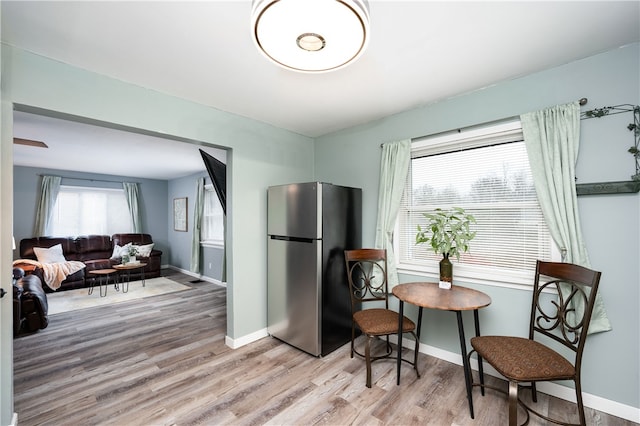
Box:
391;335;640;423
225;328;269;349
165;265;226;287
10;412;17;426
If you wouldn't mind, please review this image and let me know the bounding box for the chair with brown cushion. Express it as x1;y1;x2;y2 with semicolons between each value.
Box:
468;260;602;426
344;248;420;388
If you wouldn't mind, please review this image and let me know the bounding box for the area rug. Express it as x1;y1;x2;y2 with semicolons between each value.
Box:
46;277;191;314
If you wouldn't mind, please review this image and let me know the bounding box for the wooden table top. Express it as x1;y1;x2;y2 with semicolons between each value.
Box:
392;282;491;311
89;268;117;275
113;263;147;270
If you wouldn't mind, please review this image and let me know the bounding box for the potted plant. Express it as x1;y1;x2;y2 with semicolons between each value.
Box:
126;245;139;264
415;207;476;288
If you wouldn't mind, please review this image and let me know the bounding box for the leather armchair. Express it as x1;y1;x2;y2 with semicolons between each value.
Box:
13;268;49;335
13;268;24;336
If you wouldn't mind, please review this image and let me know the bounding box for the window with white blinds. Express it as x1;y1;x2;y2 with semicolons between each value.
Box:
201;184;224;246
396;120;555;285
49;185;132;237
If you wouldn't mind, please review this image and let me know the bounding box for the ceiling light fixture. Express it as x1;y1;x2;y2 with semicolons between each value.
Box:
251;0;370;73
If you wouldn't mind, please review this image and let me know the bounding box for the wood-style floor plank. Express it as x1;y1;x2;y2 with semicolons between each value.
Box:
13;270;637;426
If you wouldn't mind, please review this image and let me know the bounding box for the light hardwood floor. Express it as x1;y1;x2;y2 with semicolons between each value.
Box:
13;270;636;426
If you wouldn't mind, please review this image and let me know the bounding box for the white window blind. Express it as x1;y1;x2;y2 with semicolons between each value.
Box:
201;185;224;246
397;120;554;285
50;185;132;236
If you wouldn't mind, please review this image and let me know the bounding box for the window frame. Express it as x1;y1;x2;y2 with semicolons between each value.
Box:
200;184;225;249
49;184;133;237
395;119;560;289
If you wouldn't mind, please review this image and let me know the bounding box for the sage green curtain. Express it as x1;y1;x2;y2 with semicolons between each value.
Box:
374;139;411;290
221;214;227;283
190;177;205;273
34;175;61;236
521;102;611;334
122;182;142;233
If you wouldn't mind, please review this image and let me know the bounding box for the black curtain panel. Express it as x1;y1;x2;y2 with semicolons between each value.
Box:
199;149;226;215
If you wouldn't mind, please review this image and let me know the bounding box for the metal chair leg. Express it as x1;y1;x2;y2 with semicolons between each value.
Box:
365;335;372;388
576;378;586;426
508;381;518;426
396;300;404;385
350;325;355;359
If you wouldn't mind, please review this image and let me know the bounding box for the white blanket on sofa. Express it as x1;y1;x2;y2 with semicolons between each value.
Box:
13;259;86;290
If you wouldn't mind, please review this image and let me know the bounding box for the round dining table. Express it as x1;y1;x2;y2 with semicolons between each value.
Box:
392;282;491;419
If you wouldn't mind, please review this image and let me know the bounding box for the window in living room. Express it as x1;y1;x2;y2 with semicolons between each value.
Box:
201;184;224;247
396;119;558;287
49;185;133;236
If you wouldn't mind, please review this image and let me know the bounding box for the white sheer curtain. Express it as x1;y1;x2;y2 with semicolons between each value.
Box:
122;182;142;233
521;101;611;333
34;175;61;236
374;139;411;290
190;177;205;273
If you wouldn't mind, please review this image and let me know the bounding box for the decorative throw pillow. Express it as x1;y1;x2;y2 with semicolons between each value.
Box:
33;244;67;263
110;243;132;259
132;243;154;257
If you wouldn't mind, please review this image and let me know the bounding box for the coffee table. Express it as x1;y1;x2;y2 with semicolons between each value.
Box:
113;263;147;293
88;268;118;297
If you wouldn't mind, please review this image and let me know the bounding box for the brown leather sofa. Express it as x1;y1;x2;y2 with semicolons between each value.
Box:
15;234;162;292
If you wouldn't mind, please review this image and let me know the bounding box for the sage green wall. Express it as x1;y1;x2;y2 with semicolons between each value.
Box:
168;170;225;282
314;43;640;411
0;45;314;424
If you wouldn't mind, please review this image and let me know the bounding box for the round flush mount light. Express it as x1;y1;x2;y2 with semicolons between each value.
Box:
251;0;370;73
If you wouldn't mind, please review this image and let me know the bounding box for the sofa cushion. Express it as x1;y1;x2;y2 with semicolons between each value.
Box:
131;243;154;257
76;235;112;254
110;243;132;259
76;235;114;262
20;237;78;260
33;244;67;263
112;233;154;247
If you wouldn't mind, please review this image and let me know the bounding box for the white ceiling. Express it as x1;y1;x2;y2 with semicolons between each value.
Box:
3;1;640;179
12;110;226;181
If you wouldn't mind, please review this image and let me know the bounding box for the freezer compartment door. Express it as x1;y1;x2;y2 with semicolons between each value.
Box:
267;182;321;239
267;237;322;356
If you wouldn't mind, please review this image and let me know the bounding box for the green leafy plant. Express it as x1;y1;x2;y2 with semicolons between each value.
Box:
415;207;476;260
127;245;139;257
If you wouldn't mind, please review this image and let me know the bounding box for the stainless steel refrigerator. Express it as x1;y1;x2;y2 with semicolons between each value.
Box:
267;182;362;357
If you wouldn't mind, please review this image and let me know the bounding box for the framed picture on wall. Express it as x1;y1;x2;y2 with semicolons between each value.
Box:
174;197;188;232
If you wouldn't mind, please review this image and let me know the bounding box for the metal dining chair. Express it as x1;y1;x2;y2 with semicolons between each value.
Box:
344;248;420;388
468;260;602;426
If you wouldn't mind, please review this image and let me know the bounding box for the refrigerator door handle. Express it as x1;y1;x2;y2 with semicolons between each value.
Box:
270;235;315;243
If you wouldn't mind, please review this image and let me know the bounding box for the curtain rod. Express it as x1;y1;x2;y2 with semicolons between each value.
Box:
38;174;138;185
380;97;589;148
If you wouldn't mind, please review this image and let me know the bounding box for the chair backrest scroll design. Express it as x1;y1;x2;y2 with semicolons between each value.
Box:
344;249;389;313
531;261;602;362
